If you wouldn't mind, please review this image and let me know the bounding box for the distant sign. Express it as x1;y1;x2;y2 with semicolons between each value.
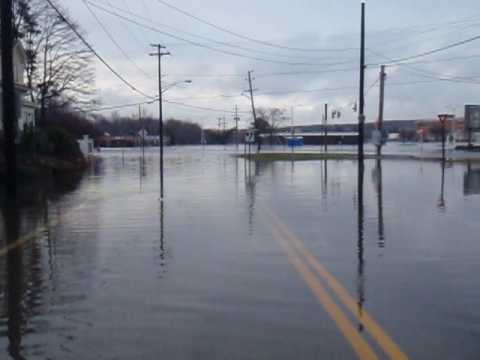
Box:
465;105;480;130
371;129;387;146
245;130;256;144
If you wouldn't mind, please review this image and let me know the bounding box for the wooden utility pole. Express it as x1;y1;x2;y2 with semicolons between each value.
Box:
139;105;145;162
324;103;328;153
247;71;260;152
376;65;387;156
234;105;240;148
1;0;18;194
150;44;170;201
358;1;366;162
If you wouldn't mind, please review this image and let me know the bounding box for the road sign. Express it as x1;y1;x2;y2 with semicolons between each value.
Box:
245;130;256;144
465;105;480;130
372;129;387;146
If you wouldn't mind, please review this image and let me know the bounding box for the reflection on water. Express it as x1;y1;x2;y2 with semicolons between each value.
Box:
438;162;447;210
2;199;23;360
0;172;85;359
464;163;480;196
371;160;385;248
356;161;365;333
1;147;480;359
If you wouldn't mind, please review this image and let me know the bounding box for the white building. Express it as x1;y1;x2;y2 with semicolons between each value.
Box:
77;135;95;157
0;41;36;134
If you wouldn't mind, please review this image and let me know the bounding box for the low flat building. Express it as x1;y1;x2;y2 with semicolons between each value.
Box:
265;131;360;145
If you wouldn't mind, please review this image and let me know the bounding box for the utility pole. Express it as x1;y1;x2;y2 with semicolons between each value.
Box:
150;44;170;201
1;0;18;194
324;103;328;153
234;105;240;148
358;1;366;162
438;114;452;163
376;65;387;157
247;71;259;152
139;104;145;163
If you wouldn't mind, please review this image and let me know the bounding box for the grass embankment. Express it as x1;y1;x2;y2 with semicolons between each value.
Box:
0;154;95;181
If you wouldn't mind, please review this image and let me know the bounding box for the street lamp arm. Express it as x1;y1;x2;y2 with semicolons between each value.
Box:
162;80;192;94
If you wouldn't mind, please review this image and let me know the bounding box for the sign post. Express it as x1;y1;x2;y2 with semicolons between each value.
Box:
245;129;256;159
438;113;454;162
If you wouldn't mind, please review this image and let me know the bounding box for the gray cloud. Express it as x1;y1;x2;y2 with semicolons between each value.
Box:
63;0;480;128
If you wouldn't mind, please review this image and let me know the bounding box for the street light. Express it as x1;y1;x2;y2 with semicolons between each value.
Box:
162;79;192;94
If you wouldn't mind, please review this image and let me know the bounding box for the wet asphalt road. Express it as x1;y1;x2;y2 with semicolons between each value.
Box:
1;146;480;359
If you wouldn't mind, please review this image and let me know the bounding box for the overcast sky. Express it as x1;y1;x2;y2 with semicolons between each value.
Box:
61;0;480;129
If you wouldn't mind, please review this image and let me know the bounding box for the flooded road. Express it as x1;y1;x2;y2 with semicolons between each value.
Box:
1;146;480;359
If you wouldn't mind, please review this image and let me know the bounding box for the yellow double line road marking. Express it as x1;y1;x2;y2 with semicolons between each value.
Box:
0;203;87;258
0;185;159;258
263;206;409;360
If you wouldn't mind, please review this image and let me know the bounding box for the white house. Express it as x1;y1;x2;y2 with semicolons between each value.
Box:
0;41;36;134
78;135;95;157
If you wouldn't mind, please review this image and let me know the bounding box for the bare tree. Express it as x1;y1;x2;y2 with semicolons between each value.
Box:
257;107;288;145
13;0;96;124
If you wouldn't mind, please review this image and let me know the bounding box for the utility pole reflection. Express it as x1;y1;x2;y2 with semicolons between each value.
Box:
356;160;365;332
1;198;24;359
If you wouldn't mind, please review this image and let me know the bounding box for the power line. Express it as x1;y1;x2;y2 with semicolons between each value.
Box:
89;100;156;112
384;53;480;67
370;18;480;53
369;34;480;66
82;0;151;78
367;49;480;84
255;67;359;78
87;0;353;63
87;1;356;67
166;85;358;101
166;53;480;79
44;0;154;99
89;99;250;114
166;67;360;79
153;0;358;53
164;100;250;114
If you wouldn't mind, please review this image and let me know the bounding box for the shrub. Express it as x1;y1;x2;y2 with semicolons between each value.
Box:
45;127;83;161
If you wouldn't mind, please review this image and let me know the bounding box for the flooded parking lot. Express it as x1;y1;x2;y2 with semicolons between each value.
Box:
1;146;480;359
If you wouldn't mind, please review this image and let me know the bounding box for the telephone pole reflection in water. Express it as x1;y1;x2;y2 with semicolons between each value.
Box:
438;161;446;211
321;160;328;198
159;200;166;268
2;199;24;359
356;160;365;333
372;160;385;249
244;159;258;238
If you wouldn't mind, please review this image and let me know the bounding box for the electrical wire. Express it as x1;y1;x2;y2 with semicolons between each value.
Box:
86;1;356;67
154;0;358;53
367;49;480;85
87;0;353;63
164;100;250;113
44;0;154;99
82;0;151;78
89;100;155;112
369;34;480;66
166;67;360;79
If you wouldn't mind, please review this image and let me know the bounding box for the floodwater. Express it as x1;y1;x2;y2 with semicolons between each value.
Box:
1;146;480;359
